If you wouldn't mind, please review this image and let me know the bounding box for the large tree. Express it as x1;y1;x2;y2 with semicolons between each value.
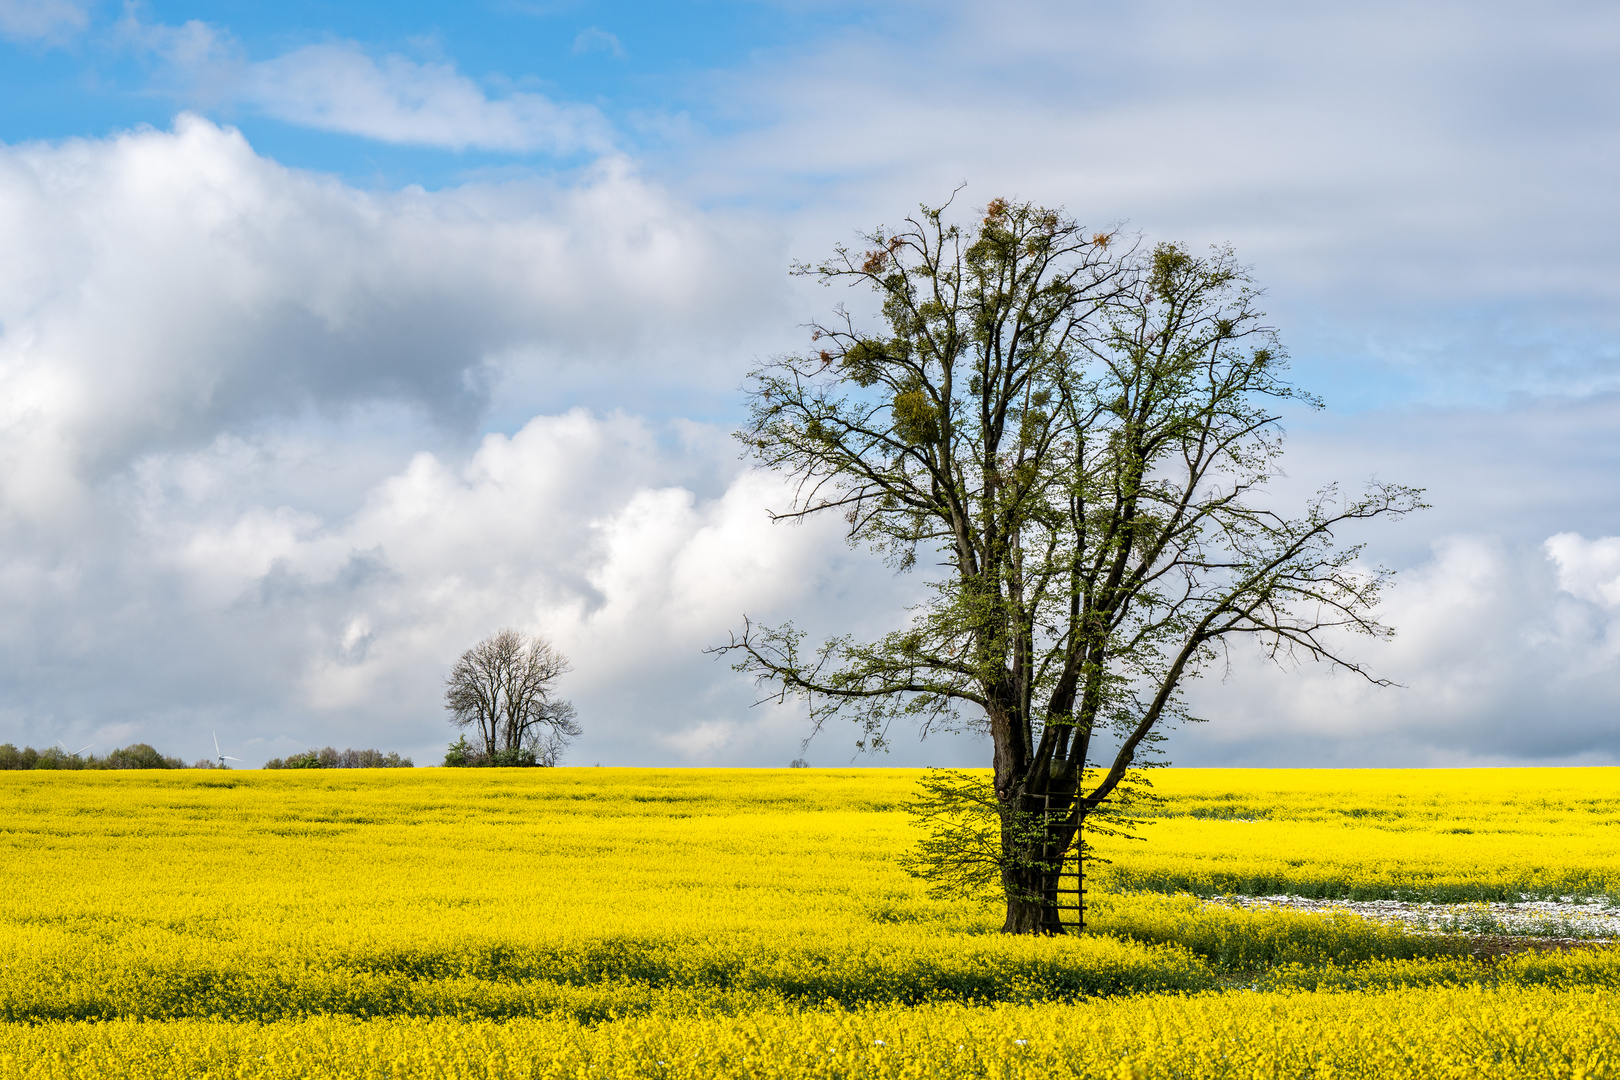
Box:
717;196;1422;934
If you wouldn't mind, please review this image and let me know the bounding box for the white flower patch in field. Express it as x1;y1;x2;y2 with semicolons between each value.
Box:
1209;894;1620;940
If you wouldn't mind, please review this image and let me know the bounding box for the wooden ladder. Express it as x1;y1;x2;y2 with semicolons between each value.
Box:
1043;792;1085;931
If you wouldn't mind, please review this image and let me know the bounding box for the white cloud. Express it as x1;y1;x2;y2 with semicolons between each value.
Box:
1546;533;1620;609
0;116;784;523
571;28;624;59
1175;531;1620;766
241;45;613;153
0;0;86;43
119;14;614;154
0;119;925;768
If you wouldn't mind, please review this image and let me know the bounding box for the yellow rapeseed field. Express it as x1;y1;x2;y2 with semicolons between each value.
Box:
1097;767;1620;901
5;986;1620;1079
1;767;1616;1077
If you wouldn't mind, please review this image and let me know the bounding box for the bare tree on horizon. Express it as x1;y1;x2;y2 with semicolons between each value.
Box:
445;629;580;767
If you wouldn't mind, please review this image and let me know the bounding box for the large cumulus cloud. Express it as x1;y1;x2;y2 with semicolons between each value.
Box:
0;117;902;766
0;115;781;517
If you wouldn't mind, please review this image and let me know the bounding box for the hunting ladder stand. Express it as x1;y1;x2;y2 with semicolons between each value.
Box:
1042;792;1085;932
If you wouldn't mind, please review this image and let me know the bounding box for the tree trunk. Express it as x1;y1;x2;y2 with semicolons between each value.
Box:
999;765;1083;935
1000;868;1070;934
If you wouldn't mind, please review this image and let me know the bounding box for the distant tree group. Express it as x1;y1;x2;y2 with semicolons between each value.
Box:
444;629;580;767
0;743;192;770
263;747;414;769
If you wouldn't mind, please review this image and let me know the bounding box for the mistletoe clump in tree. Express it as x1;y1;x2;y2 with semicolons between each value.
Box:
716;195;1422;934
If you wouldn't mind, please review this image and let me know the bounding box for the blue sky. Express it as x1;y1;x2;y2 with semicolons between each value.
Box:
2;0;1620;768
0;1;882;186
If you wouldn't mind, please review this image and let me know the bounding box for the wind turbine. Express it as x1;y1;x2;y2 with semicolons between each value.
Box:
57;740;93;757
213;732;243;769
